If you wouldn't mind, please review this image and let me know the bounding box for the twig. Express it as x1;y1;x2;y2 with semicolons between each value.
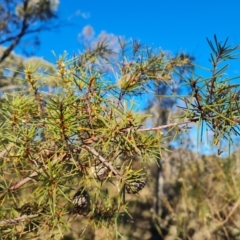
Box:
9;153;66;191
138;120;194;132
10;171;39;191
0;0;29;64
218;197;240;227
0;214;39;226
82;145;120;176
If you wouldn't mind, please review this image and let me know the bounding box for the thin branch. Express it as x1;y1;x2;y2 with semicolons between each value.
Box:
0;2;29;64
10;171;38;191
217;197;240;227
0;23;62;46
0;214;39;226
138;120;195;132
9;153;66;191
82;145;120;176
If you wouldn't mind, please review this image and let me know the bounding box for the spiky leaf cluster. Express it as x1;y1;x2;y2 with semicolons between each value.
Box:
181;35;240;152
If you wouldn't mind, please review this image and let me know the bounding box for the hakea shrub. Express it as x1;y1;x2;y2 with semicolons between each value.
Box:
1;36;239;239
0;41;184;239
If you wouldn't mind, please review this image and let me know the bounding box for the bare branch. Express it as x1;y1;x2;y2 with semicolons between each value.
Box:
10;171;39;191
0;214;39;227
9;153;66;191
138;120;195;132
0;1;29;63
82;145;120;177
0;23;59;46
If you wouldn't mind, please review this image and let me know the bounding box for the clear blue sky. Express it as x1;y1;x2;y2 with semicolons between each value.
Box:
37;0;240;75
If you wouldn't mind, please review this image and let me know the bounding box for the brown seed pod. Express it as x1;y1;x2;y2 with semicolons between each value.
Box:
125;180;145;194
19;203;32;216
71;187;90;215
91;164;111;181
95;165;110;181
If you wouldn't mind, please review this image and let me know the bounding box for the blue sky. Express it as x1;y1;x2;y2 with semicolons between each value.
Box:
37;0;240;74
36;0;240;155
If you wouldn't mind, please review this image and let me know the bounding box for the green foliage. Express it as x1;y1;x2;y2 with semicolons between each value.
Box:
180;35;240;152
0;36;240;240
0;41;179;239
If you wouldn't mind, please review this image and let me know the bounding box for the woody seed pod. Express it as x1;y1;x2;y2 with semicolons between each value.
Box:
70;187;90;215
125;180;145;194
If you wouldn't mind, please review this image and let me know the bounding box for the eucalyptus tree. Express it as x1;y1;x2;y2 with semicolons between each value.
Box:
0;0;60;90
